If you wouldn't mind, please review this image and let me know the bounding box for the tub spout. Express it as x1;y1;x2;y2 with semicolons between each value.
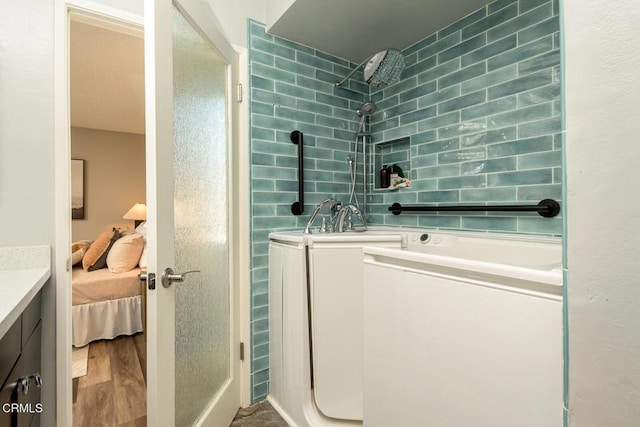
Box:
304;198;338;234
336;204;368;232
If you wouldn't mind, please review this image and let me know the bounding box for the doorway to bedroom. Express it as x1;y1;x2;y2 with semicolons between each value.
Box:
68;13;148;426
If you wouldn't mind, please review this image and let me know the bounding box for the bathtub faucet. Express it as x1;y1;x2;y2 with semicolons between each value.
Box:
336;204;368;232
303;198;341;234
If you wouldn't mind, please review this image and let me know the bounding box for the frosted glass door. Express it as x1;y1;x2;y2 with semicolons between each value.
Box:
146;0;239;423
172;6;230;427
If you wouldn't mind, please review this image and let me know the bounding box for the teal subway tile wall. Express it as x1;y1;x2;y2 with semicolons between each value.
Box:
248;20;367;402
248;0;561;402
368;0;561;234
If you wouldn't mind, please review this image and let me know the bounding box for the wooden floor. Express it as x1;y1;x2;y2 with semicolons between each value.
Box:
73;334;147;427
72;334;285;426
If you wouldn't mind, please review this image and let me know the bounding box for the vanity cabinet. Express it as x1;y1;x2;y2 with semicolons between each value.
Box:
0;291;42;427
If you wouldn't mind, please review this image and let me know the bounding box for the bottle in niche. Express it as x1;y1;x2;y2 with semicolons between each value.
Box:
389;164;399;182
380;165;389;188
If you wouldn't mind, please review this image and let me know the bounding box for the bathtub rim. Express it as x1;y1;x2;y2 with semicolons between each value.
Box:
269;226;561;247
362;244;563;293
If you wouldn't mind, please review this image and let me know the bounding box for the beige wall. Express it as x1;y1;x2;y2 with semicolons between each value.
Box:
71;127;145;241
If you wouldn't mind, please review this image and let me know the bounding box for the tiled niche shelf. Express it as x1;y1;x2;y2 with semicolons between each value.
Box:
373;137;411;190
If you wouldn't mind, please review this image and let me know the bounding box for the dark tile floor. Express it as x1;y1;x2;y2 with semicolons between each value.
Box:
230;401;289;427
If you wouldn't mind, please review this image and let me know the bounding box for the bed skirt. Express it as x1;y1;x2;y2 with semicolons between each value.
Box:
72;295;143;347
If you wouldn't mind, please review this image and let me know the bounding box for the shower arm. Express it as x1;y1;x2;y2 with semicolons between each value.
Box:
335;56;371;88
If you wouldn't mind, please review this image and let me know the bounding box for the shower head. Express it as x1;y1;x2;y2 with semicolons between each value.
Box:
357;101;377;117
363;49;405;88
335;49;406;89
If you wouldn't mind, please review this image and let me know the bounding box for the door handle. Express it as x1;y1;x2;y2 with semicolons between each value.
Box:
161;268;200;288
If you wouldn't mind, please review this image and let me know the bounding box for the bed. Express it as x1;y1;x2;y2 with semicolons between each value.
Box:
72;266;143;347
71;229;145;347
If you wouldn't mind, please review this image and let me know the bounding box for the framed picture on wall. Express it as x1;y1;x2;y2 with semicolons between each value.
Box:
71;159;85;220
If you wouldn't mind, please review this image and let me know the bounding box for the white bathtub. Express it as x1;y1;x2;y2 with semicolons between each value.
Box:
268;228;563;427
268;230;402;427
361;230;563;427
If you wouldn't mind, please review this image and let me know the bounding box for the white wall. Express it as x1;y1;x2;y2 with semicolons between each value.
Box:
265;0;294;29
0;0;56;425
0;2;55;246
90;0;143;17
564;1;640;425
71;127;146;241
206;0;265;48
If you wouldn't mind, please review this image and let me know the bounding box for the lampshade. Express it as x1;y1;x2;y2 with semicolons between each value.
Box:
123;203;147;221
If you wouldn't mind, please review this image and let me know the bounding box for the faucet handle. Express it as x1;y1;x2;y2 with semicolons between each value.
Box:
319;215;328;233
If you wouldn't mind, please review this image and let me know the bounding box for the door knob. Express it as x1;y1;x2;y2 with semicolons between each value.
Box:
161;268;200;288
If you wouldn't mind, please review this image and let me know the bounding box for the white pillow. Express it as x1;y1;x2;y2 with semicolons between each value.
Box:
135;222;147;239
138;244;147;269
106;232;144;274
135;222;147;269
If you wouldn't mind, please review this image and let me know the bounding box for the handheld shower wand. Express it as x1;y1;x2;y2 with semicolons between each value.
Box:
347;101;377;213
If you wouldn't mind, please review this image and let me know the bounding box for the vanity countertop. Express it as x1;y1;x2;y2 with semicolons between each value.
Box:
0;246;51;339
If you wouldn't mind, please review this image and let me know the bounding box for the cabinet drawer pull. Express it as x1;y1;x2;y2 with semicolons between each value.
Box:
18;377;29;395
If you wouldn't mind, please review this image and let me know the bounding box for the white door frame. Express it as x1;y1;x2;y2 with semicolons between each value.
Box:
53;1;252;425
54;2;144;426
236;45;252;409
